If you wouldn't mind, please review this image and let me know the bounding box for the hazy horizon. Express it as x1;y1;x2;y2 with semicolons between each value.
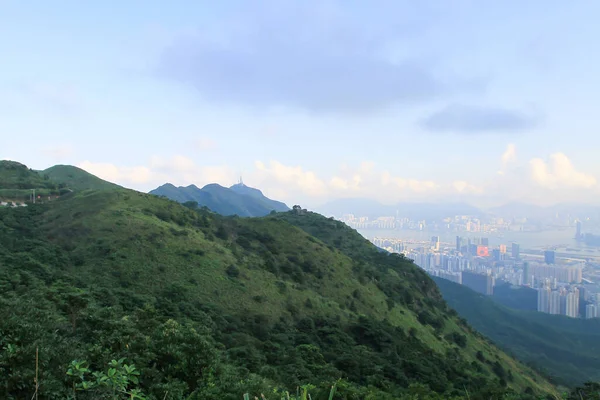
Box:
2;1;600;208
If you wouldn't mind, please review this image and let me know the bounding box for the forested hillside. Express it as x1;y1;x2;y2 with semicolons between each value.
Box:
0;188;557;399
434;276;600;387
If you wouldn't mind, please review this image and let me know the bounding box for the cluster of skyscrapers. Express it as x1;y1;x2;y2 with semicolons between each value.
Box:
536;286;580;317
370;235;588;318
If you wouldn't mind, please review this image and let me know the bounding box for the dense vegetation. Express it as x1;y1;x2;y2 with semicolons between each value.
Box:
492;282;538;311
3;160;583;398
0;191;557;399
150;182;289;217
434;277;600;387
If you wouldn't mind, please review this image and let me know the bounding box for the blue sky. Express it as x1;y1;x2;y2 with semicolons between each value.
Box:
1;0;599;207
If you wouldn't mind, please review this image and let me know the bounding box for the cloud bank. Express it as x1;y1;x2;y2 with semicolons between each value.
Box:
158;1;480;114
421;104;538;133
77;145;599;207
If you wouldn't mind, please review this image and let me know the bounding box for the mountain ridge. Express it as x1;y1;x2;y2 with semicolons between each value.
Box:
150;181;289;217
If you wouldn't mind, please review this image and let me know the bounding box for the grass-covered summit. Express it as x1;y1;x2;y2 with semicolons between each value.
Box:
0;160;117;202
41;164;120;191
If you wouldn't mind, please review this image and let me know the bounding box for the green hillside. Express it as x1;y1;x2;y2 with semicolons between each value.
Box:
0;160;61;201
0;183;557;399
0;161;117;202
433;276;600;387
41;164;120;191
150;182;289;217
0;160;54;189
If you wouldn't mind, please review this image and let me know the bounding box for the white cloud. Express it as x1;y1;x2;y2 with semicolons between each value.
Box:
498;143;517;175
78;155;235;190
75;149;599;207
251;160;461;204
529;153;597;190
254;160;328;197
501;143;517;166
452;180;484;195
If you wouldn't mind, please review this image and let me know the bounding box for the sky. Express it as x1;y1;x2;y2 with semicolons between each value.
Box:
1;0;599;208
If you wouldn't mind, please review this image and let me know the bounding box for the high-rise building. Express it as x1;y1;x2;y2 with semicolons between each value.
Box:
462;271;494;295
456;236;461;252
492;249;501;262
565;291;579;318
586;303;597;319
549;291;561;314
431;236;440;251
523;262;530;285
468;243;478;255
537;287;550;313
481;237;489;246
579;287;588;316
499;244;507;254
576;220;582;240
544;250;556;265
512;243;520;260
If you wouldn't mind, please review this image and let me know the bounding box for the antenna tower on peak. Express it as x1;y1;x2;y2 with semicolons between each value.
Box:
239;175;244;185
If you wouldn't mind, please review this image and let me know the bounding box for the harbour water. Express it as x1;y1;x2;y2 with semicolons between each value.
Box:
358;228;600;258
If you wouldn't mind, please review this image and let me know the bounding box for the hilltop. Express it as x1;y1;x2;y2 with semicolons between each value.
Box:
0;172;557;398
434;276;600;387
150;181;289;217
0;160;117;202
41;164;120;191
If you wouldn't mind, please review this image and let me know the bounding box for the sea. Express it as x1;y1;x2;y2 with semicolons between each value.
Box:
358;228;600;258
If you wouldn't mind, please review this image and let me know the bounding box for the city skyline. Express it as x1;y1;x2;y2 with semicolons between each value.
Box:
2;1;600;207
369;233;590;320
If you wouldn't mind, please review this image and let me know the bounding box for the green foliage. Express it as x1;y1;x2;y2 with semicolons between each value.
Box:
66;358;145;399
0;160;56;190
0;185;558;399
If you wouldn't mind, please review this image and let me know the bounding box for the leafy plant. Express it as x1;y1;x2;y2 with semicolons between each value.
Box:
66;359;145;399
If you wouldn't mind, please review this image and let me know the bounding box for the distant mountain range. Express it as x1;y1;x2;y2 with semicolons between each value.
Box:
149;182;289;217
316;197;600;221
315;198;483;220
487;202;600;220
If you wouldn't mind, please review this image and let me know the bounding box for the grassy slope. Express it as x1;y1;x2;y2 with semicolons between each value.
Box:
3;188;556;397
41;165;120;191
434;276;600;387
272;212;556;394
